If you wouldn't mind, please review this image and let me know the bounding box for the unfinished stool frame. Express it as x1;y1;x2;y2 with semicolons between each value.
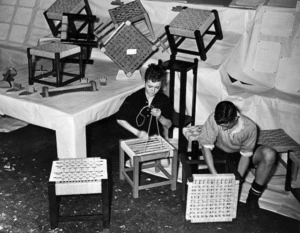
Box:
119;136;177;198
48;157;110;232
165;7;223;61
27;41;83;87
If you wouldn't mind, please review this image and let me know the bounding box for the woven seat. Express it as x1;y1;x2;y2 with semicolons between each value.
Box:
108;0;155;40
119;136;177;198
165;8;223;61
48;158;110;231
44;0;92;37
100;21;157;77
186;174;239;223
27;41;83;87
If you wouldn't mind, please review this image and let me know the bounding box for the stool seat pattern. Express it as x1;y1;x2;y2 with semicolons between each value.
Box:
100;21;157;77
109;0;145;24
46;0;85;19
186;174;239;223
29;42;80;59
169;8;215;37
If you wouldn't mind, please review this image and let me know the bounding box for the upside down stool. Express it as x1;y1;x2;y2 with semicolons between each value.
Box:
119;136;177;198
44;0;92;37
165;7;223;61
48;157;110;232
27;41;83;87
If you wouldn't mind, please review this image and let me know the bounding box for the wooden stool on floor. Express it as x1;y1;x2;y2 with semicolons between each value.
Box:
108;0;155;40
119;136;177;198
48;158;110;232
27;41;83;87
165;7;223;61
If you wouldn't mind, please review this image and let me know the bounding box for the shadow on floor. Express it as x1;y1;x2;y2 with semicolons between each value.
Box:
0;114;299;233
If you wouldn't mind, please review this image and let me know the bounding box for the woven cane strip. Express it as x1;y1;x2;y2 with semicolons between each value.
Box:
169;8;214;38
186;174;239;223
123;136;173;157
257;129;300;152
104;24;154;74
109;1;145;25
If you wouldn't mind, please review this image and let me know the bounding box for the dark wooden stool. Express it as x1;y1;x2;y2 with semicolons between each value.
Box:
27;42;83;87
165;8;223;61
48;158;110;232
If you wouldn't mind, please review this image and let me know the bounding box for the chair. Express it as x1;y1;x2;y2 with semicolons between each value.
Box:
48;157;110;232
61;13;98;64
44;0;92;37
119;136;178;198
108;0;155;40
99;21;157;77
165;7;223;61
161;57;198;154
27;41;83;87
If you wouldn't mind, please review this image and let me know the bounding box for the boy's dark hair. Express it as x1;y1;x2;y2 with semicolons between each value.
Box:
144;63;166;83
214;101;238;125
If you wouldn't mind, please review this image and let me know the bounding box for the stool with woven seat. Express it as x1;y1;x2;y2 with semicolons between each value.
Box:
99;21;157;77
108;0;155;40
119;135;177;198
44;0;92;37
27;41;83;87
48;157;110;232
165;7;223;61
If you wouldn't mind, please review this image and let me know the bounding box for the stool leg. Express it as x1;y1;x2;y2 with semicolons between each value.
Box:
170;150;177;191
79;49;84;78
285;152;292;191
133;156;140;198
101;179;110;230
48;182;59;229
165;26;177;57
212;10;223;40
27;48;34;85
143;13;155;40
194;30;207;61
119;141;125;180
54;53;61;87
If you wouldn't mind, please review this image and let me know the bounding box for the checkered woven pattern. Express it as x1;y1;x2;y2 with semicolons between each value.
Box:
109;0;145;25
169;8;215;37
102;22;156;76
257;129;300;152
46;0;85;19
186;174;239;223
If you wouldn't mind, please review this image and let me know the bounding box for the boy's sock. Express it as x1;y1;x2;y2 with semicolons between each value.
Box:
246;180;265;209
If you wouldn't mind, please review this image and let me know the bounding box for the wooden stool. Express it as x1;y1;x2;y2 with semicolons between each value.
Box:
165;8;223;61
99;21;157;77
161;58;198;154
108;0;155;40
119;136;177;198
186;174;239;223
257;129;300;191
48;158;110;232
44;0;92;37
27;41;83;87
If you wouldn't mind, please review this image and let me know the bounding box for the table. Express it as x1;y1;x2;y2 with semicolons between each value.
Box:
0;61;143;159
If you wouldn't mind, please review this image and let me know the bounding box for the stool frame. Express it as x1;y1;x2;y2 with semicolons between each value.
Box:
165;9;223;61
119;138;178;198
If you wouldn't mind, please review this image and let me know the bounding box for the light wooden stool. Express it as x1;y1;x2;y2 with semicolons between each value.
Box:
186;174;239;223
108;0;155;40
44;0;92;37
27;41;83;87
165;7;223;61
48;158;110;232
119;136;178;198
